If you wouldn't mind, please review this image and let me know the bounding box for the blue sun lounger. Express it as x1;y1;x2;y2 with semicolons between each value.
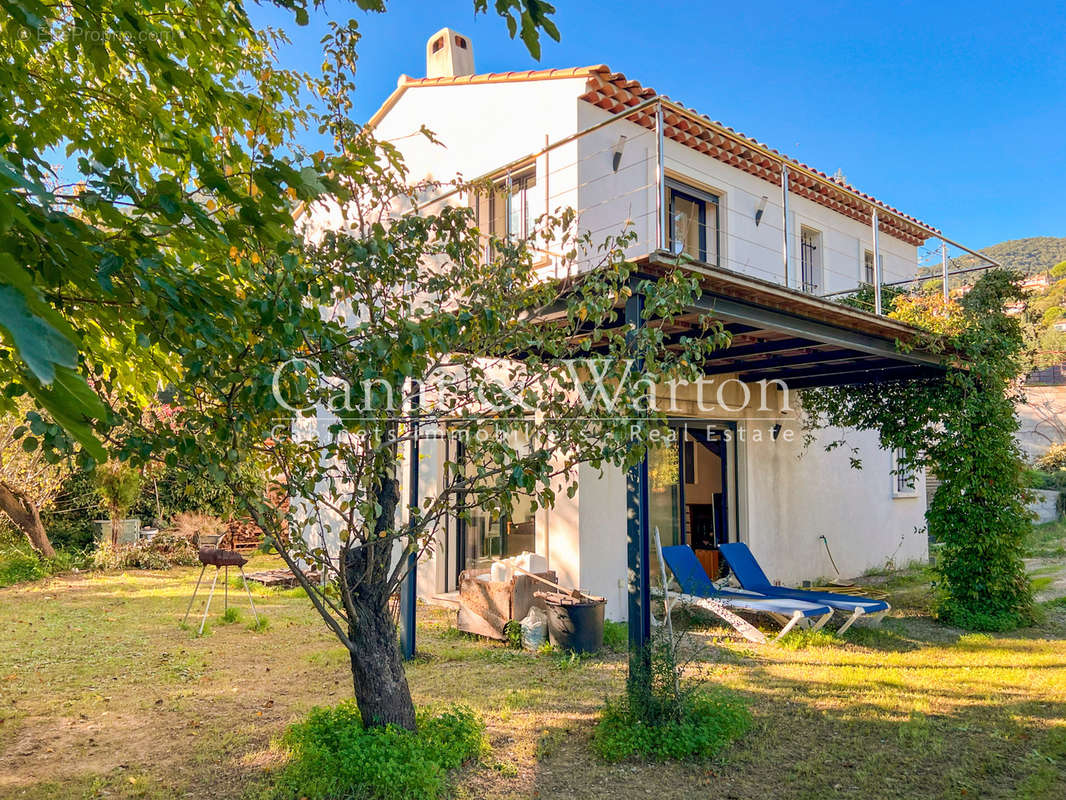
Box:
659;544;833;639
717;542;890;634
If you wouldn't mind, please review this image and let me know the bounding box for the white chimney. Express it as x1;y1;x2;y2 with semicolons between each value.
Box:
426;27;474;79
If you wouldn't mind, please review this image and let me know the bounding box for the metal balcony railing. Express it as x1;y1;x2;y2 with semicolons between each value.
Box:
419;97;1001;317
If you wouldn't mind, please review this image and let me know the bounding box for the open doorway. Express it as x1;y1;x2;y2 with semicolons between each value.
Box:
649;423;733;581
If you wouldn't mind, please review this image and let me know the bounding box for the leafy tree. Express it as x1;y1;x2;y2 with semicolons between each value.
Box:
0;0;560;459
0;400;73;556
94;460;141;546
114;116;726;728
5;0;704;731
802;270;1034;631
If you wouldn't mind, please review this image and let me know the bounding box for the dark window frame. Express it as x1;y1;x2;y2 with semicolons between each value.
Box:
488;169;536;240
800;225;821;293
666;178;720;266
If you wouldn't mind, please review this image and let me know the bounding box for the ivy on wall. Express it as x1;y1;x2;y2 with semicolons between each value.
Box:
801;270;1035;631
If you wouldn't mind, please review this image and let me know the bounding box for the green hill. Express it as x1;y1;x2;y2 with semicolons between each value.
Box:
954;236;1066;275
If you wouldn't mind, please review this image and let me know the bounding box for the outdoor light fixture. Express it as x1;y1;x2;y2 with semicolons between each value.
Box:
771;423;783;441
755;195;768;226
611;134;627;172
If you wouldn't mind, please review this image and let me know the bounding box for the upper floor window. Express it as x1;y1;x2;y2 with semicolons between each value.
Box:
800;226;822;293
667;179;719;266
891;447;918;497
491;171;536;240
862;249;883;286
471;169;537;253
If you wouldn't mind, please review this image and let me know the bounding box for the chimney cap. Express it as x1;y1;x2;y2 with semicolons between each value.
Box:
426;27;475;79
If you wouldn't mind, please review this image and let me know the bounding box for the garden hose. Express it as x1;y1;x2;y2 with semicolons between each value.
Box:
819;534;855;586
814;534;889;600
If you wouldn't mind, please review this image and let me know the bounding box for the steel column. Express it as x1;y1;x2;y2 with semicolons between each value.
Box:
624;290;651;666
400;381;420;660
941;240;949;301
871;209;882;315
781;165;791;288
655;100;666;251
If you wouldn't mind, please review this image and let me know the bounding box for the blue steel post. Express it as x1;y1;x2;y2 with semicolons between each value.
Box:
624;289;651;666
400;382;419;660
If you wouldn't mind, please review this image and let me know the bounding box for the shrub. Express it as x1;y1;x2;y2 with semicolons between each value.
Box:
1036;444;1066;473
0;544;89;587
1024;468;1066;491
91;532;199;571
0;547;46;586
502;619;522;649
592;632;750;762
268;702;485;800
592;687;750;763
42;513;96;551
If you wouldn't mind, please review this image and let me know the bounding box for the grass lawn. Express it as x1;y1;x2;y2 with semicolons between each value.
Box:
1;543;1065;800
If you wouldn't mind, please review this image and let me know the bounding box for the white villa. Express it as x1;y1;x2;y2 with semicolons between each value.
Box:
315;28;993;627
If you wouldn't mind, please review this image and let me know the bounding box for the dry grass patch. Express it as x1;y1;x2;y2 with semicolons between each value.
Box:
0;557;1064;799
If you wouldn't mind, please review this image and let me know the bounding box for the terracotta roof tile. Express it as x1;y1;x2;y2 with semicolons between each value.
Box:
386;64;937;243
398;65;607;87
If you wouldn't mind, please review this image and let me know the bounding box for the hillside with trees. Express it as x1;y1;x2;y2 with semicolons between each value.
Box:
955;236;1066;276
931;237;1066;369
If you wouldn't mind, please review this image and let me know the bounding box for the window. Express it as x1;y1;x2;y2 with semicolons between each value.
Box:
800;226;822;293
863;249;884;286
892;448;917;497
471;169;538;256
474;171;536;240
667;179;719;265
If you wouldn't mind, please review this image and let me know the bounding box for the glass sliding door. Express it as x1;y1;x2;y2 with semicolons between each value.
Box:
453;433;541;579
647;424;733;583
648;440;682;582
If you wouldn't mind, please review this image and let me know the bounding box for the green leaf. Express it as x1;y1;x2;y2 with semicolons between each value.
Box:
0;284;79;384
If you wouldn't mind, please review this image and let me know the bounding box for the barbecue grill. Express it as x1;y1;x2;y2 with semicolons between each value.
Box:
182;545;261;634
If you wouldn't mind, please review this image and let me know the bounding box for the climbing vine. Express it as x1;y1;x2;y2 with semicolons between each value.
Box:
801;270;1034;631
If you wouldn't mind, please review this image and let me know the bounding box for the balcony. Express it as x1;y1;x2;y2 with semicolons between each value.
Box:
422;97;1000;318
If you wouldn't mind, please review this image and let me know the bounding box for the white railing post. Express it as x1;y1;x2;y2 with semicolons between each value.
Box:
941;239;949;301
871;208;882;315
781;165;791;288
655;99;665;251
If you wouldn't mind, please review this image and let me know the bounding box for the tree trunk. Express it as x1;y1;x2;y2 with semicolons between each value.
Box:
347;598;416;729
343;476;416;730
0;481;56;558
110;514;120;548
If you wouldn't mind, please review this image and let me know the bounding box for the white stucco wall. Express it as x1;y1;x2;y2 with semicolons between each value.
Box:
572;102;921;289
741;418;928;586
371;79;586;182
363;79;923;292
352;72;932;615
522;417;929;623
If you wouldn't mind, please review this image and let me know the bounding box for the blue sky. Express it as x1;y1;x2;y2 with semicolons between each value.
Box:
252;1;1065;250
